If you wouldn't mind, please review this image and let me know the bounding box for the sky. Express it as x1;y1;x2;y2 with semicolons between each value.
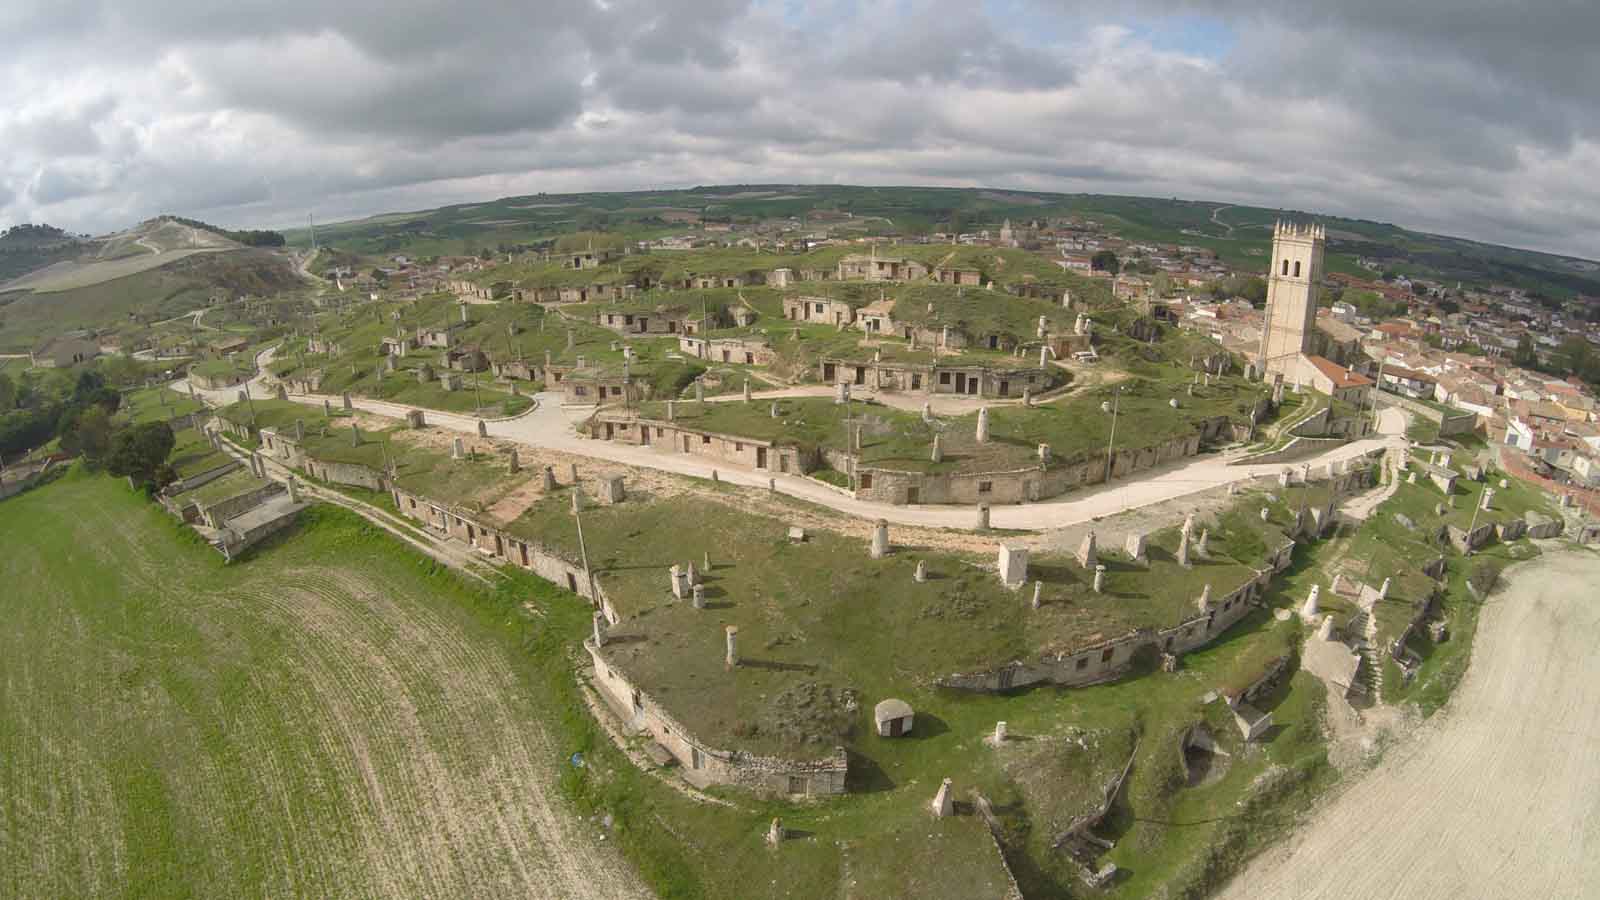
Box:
2;0;1598;258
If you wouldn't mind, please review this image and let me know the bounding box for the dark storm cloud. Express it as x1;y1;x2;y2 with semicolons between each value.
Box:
0;0;1597;257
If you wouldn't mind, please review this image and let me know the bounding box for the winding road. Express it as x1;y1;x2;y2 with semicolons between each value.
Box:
1218;549;1600;900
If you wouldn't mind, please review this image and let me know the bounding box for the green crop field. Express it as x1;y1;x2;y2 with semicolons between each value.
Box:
0;470;645;899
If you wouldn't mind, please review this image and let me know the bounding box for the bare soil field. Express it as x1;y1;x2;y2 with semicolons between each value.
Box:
0;471;648;900
1;248;228;293
1217;548;1600;900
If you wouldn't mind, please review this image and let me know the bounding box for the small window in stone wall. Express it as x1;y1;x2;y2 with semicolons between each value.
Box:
940;372;952;385
1101;647;1114;663
691;748;703;769
978;481;993;494
702;434;711;444
1076;656;1088;670
787;776;806;794
656;427;665;437
735;442;743;452
860;473;873;489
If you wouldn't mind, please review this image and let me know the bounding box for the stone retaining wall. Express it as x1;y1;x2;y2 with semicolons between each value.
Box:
203;481;284;527
164;460;240;495
590;413;1236;507
1229;436;1348;467
587;414;816;477
390;478;848;796
938;541;1294;693
190;370;247;391
587;640;848;796
1377;393;1479;436
1524;511;1565;539
305;458;387;492
390;485;621;622
220;500;304;559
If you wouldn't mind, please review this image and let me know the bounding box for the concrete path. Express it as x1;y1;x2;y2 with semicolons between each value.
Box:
174;354;1408;532
1217;549;1600;900
243;384;1405;532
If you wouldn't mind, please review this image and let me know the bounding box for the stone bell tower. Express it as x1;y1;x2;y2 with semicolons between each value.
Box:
1259;220;1325;378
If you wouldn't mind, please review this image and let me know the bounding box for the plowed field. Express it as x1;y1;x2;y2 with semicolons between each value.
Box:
0;471;647;899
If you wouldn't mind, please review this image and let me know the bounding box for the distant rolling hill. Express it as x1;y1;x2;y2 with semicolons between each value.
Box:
1;217;243;296
0;229;302;354
0;224;88;285
286;185;1600;303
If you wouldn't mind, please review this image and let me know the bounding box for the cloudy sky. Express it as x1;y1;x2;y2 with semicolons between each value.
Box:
2;0;1598;257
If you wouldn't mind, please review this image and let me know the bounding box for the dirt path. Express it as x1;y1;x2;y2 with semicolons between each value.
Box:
1217;549;1600;900
1210;205;1237;238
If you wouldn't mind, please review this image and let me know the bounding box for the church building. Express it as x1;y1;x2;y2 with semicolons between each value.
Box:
1257;221;1373;403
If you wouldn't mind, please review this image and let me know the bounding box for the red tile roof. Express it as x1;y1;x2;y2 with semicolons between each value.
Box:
1307;355;1374;388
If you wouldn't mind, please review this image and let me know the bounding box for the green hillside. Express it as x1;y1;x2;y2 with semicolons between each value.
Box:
285;185;1600;301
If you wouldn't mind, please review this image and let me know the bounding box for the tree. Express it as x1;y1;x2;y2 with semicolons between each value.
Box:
0;373;13;412
1512;332;1539;369
106;422;176;490
59;406;113;462
1229;276;1268;308
1150;271;1171;297
72;369;120;413
1091;250;1120;274
0;407;58;457
1556;335;1600;385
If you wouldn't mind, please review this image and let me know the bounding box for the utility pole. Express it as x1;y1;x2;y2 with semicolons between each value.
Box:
1103;387;1122;484
1464;483;1483;558
572;490;597;601
1367;358;1386;430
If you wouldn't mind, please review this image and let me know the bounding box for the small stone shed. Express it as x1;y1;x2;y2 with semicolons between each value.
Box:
874;698;915;737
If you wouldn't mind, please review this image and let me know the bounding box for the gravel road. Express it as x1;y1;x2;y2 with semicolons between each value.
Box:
1217;548;1600;900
